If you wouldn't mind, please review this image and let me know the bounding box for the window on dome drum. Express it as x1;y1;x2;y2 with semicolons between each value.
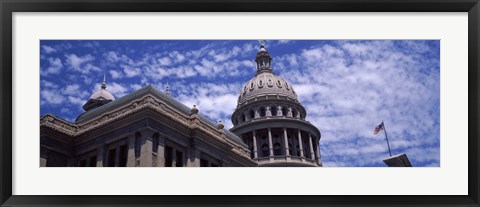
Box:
250;110;255;119
292;110;297;118
261;144;269;157
296;145;301;157
271;106;277;116
241;114;246;122
165;146;173;167
107;148;116;167
259;80;263;87
273;142;282;156
175;150;183;167
260;107;266;117
89;155;97;167
282;107;287;117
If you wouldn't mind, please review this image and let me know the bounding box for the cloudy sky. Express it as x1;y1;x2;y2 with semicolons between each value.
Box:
40;40;440;167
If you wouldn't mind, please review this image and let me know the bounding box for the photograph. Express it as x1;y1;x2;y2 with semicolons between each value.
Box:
39;40;440;167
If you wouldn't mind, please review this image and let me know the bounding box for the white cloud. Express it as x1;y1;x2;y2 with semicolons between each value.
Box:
41;90;65;105
123;66;141;78
158;57;172;66
63;84;80;95
42;45;56;54
106;82;129;98
41;57;63;76
109;70;123;79
64;54;100;74
130;84;143;91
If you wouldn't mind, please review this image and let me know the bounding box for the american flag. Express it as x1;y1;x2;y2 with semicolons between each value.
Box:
373;122;384;135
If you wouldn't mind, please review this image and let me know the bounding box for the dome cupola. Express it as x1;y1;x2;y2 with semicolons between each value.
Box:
82;74;115;111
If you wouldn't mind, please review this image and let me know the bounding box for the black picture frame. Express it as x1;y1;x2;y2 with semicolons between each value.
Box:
1;0;479;206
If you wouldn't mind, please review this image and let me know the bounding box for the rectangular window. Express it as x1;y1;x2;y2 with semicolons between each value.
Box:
89;156;97;167
108;148;116;167
79;159;87;167
175;150;183;167
165;146;173;167
119;144;128;167
200;159;209;167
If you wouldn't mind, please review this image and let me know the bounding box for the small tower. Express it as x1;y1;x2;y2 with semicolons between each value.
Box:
165;82;171;96
82;74;116;111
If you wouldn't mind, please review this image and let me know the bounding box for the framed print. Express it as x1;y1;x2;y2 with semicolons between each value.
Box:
1;0;479;206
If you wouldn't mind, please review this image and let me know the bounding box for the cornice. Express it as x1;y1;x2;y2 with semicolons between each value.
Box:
40;95;252;160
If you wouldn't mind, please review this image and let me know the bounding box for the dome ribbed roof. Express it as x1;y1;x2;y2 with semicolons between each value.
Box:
90;88;115;101
238;72;297;104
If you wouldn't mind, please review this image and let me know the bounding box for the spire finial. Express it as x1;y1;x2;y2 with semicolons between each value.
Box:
259;40;265;49
101;74;107;89
165;82;171;96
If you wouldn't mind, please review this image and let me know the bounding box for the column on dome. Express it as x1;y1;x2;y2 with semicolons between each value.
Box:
245;111;250;122
268;128;273;157
298;129;304;157
308;133;315;159
252;130;258;159
315;137;321;161
283;127;290;156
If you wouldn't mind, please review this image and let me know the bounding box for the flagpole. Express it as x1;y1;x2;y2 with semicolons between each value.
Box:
382;120;392;157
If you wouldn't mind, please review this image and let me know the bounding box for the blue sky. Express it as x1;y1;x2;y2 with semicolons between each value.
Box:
40;40;440;167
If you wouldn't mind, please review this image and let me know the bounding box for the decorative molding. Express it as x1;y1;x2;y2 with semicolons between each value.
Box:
40;95;251;160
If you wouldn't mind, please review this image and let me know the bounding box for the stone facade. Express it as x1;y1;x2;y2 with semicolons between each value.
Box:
40;86;255;167
40;42;322;167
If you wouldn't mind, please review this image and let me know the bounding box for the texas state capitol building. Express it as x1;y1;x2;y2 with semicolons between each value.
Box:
40;43;323;167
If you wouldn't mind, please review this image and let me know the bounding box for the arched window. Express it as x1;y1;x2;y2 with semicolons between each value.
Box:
261;144;269;157
273;142;282;156
271;106;277;116
292;109;297;118
249;110;255;119
258;80;264;87
282;107;287;117
241;114;246;122
260;107;266;117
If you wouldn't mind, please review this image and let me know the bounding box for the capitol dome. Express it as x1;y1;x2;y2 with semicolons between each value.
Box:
230;41;322;167
238;72;297;105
